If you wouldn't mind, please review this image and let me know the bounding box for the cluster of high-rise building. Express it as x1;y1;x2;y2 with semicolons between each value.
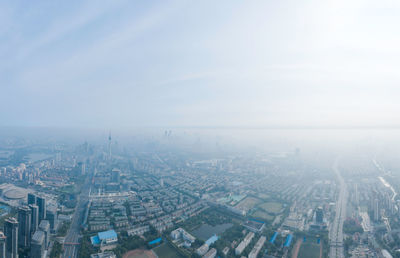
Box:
0;193;56;258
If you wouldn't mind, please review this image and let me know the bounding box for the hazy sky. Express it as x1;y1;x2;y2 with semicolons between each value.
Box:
1;0;400;128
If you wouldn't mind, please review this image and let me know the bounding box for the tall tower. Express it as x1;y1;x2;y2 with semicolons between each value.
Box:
18;206;31;248
4;217;18;258
29;204;39;235
108;131;112;161
36;196;46;222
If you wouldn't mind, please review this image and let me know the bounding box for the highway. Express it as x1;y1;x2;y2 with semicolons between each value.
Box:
63;173;92;258
329;158;347;258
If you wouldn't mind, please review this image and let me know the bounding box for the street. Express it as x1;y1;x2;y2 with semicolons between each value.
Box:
329;158;347;258
63;174;92;258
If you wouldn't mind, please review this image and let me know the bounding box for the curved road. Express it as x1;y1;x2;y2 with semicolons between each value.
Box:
329;158;347;258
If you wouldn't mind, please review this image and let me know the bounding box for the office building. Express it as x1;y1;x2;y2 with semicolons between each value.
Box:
374;198;380;221
37;196;46;222
18;206;31;248
38;220;50;249
0;231;6;258
111;168;120;183
28;193;37;206
31;230;45;258
46;207;58;232
316;207;324;224
29;204;39;235
4;217;18;258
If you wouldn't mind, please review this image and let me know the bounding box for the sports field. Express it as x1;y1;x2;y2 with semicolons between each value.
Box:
297;242;321;258
123;249;157;258
259;201;283;214
252;210;274;221
235;197;261;211
153;243;185;258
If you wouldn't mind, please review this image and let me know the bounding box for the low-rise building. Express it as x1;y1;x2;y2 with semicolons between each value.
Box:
203;248;217;258
196;243;209;256
235;232;254;255
248;236;266;258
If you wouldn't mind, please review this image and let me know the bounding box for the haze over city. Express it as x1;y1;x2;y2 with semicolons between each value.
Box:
1;1;400;258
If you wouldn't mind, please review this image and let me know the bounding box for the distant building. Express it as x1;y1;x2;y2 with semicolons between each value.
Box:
111;169;120;183
4;217;18;258
38;220;50;249
0;231;6;258
37;196;46;222
29;204;39;235
18;206;31;248
316;207;324;224
373;198;380;221
31;230;45;258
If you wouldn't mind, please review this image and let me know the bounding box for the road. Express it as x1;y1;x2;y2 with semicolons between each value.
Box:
329;158;347;258
63;174;92;258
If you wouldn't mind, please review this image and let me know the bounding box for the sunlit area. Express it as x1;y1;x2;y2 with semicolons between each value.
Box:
1;1;400;258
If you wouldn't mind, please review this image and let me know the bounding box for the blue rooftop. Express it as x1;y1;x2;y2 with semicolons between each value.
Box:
284;234;293;247
98;230;117;240
249;218;265;224
205;235;219;246
270;232;278;244
148;237;162;245
90;236;100;245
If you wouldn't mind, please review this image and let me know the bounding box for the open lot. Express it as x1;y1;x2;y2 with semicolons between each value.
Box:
235;197;262;212
252;210;274;221
153;243;185;258
297;242;321;258
123;249;157;258
257;193;271;200
259;201;283;214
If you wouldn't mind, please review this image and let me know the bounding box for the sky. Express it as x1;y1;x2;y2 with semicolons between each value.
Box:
1;0;400;128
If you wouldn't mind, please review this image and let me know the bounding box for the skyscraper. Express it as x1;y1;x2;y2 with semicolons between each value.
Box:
0;231;6;258
316;207;324;224
27;193;36;206
111;168;120;183
38;220;50;249
29;204;39;235
374;198;380;221
46;207;58;232
17;206;31;248
30;230;45;258
4;217;18;258
108;131;112;160
36;196;46;222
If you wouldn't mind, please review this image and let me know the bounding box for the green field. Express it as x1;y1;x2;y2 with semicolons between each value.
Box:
259;201;283;214
252;210;274;221
235;197;262;211
153;243;184;258
298;242;321;258
257;193;271;200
